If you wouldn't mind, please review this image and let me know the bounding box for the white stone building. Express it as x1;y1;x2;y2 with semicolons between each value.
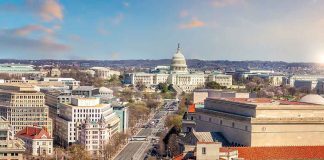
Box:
124;44;233;92
78;116;119;155
15;126;53;156
194;94;324;146
90;67;120;79
55;97;120;147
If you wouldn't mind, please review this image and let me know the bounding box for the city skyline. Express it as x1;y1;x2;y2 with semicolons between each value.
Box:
1;0;324;62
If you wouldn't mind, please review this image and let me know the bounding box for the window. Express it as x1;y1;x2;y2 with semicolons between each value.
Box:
209;117;212;122
202;147;206;154
220;120;223;125
232;122;235;128
245;126;248;131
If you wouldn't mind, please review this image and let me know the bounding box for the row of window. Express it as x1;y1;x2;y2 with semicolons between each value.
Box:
198;115;248;131
0;152;19;157
12;95;44;99
73;114;101;118
73;109;101;113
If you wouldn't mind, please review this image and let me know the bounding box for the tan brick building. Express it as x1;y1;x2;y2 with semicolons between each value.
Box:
194;95;324;146
0;84;52;135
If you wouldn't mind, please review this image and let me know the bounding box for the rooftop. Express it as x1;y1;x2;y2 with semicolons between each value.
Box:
188;104;195;113
211;97;318;106
73;86;96;91
228;146;324;160
0;83;38;93
15;126;51;139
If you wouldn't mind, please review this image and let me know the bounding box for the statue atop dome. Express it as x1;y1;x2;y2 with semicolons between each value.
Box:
170;43;188;74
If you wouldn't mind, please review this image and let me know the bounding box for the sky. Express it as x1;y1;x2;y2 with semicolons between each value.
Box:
1;0;324;62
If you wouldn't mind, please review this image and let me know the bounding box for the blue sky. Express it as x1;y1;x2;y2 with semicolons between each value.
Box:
1;0;324;62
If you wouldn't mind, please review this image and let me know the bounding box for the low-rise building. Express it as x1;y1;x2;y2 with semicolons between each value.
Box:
90;67;120;80
0;116;25;160
42;77;80;90
72;86;99;97
0;139;25;160
0;64;41;77
15;126;53;156
194;94;324;146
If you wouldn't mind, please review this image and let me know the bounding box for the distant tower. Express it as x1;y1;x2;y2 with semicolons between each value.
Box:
170;43;188;73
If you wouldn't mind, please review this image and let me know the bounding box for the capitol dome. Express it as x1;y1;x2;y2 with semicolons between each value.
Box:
170;43;188;73
299;94;324;105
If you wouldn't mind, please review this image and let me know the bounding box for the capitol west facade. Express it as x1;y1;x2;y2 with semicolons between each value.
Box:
124;45;232;92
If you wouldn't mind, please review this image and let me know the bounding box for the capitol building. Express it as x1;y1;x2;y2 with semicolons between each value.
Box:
124;44;232;92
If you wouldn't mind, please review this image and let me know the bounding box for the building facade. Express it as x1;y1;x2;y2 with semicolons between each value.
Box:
15;126;53;156
55;97;120;147
78;116;119;155
0;116;25;160
90;67;121;80
124;45;233;92
0;84;52;135
194;95;324;146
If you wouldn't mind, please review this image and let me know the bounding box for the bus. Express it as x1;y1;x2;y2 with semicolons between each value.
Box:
131;136;148;141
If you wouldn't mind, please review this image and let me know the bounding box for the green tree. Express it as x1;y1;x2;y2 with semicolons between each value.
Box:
158;83;169;93
165;115;182;130
205;81;223;89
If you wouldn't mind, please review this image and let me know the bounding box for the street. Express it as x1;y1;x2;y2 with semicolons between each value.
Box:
114;100;177;160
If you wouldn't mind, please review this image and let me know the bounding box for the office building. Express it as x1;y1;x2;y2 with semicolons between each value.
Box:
0;117;25;160
0;84;52;135
194;94;324;146
55;97;120;147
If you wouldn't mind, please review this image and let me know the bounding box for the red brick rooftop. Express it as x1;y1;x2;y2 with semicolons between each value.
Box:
188;104;196;113
228;146;324;160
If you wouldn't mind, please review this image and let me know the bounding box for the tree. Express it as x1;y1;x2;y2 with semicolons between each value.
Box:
158;83;169;93
288;87;297;96
146;99;161;111
205;81;223;89
93;78;105;87
136;81;146;91
165;115;182;130
167;134;181;158
246;82;258;92
67;144;91;160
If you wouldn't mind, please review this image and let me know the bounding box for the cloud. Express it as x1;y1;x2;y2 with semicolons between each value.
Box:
212;0;245;8
0;25;70;54
0;0;64;22
123;2;130;8
27;0;64;21
12;25;54;36
68;35;82;42
111;13;124;25
179;10;189;18
179;19;206;29
97;27;110;36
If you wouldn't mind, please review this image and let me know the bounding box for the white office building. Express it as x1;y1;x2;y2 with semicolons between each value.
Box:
55;97;120;147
